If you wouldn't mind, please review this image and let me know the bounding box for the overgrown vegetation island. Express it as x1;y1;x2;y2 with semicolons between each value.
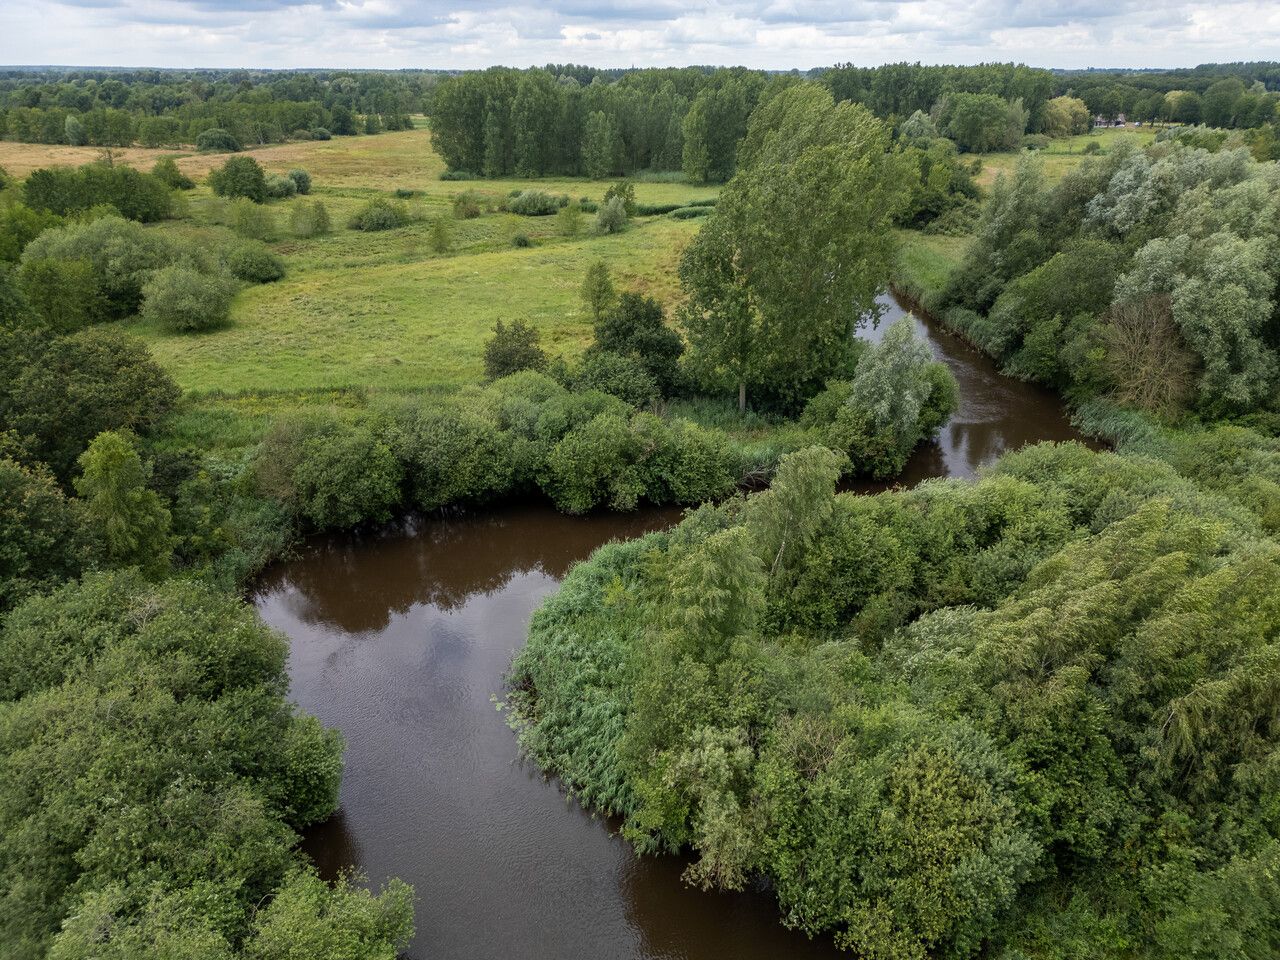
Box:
1;59;1280;959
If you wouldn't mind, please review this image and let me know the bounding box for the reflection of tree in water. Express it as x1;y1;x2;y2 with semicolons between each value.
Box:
257;504;680;634
618;849;842;960
301;808;363;882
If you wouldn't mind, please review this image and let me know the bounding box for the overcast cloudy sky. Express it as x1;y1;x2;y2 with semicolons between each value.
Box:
1;0;1277;71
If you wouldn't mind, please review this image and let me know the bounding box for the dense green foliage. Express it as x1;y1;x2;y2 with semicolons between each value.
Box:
346;196;409;231
23;163;173;222
429;66;764;181
511;434;1280;959
0;571;413;960
681;84;909;411
140;264;239;332
0;67;422;146
209;156;268;203
0;325;178;482
1053;62;1280;127
934;141;1280;417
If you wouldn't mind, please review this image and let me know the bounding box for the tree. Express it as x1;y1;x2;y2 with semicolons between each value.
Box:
0;451;96;612
595;195;627;234
74;430;172;577
208;155;268;203
428;216;452;253
1043;95;1091;137
944;92;1023;152
603;179;637;217
63;114;86;146
17;256;105;331
593;292;684;397
1102;294;1196;415
582;110;621;179
1202;78;1246;128
680;83;909;411
330;104;357;136
580;260;616;321
848;315;950;452
483;319;547;380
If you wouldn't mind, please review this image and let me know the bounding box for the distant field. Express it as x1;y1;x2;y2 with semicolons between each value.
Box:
974;126;1159;186
49;126;720;396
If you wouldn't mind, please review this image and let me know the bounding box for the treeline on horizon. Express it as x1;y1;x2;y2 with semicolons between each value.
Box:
3;59;1278;171
0;68;429;147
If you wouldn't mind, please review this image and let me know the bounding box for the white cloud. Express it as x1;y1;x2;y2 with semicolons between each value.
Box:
0;0;1275;68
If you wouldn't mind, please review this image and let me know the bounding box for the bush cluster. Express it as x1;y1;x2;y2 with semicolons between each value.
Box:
506;190;567;216
347;197;410;231
510;437;1280;960
253;372;740;527
23;163;172;222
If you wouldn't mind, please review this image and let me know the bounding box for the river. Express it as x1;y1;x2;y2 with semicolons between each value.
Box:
253;292;1092;959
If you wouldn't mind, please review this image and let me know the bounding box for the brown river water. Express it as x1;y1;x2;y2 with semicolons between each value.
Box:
252;293;1092;960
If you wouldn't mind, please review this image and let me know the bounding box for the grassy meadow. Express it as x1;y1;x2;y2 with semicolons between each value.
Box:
0;125;721;402
973;125;1159;186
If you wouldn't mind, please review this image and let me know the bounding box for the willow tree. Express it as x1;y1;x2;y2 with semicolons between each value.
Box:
679;83;910;411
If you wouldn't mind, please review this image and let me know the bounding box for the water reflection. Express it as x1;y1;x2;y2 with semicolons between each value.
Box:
256;293;1097;959
858;293;1098;487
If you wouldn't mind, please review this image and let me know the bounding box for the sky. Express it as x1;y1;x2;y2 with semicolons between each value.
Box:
1;0;1278;72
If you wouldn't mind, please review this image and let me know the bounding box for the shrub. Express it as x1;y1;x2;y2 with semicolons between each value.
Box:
195;127;242;152
1021;134;1051;151
222;240;285;283
0;453;96;612
23;165;172;223
512;232;531;248
579;199;599;213
290;423;402;529
310;127;332;140
1082;140;1102;154
287;168;312;194
484;319;547;380
256;412;402;529
556;202;583;236
508;190;561;216
603;179;637;216
539;412;649;512
670;205;712;220
440;169;478;181
595;196;628;234
635;202;682;216
289;199;331;237
265;174;298;199
150;156;194;190
394;187;418;199
428;216;453;253
573;350;658;406
593;292;685;397
229;197;276;240
208;155;267;202
16;256;105;331
452;190;483;218
140;265;239;332
18;215;173;318
348;197;409;231
388;403;512;510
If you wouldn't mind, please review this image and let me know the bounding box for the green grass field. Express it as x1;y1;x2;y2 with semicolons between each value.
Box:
974;126;1159;186
89;126;719;398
